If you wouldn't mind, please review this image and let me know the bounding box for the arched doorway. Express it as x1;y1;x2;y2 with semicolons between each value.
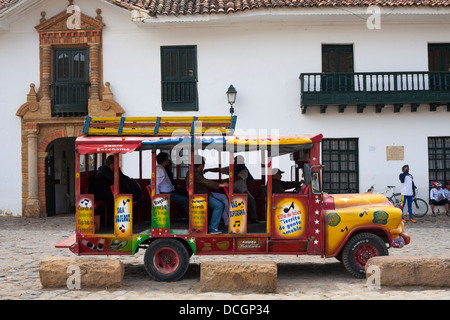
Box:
45;138;76;216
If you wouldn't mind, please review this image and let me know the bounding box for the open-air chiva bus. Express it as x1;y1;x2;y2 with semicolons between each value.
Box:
56;116;410;281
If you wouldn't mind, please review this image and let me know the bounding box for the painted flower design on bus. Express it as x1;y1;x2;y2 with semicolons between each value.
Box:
372;210;389;225
326;212;341;227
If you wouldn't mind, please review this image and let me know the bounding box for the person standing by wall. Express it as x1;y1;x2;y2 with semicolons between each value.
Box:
399;164;416;223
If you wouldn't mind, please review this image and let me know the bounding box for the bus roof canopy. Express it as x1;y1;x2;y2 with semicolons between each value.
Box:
77;116;321;155
76;134;322;156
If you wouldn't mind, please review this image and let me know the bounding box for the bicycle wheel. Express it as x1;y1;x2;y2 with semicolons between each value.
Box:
388;195;401;208
411;198;429;218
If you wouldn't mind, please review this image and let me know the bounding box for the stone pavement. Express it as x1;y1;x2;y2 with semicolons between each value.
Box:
0;214;449;300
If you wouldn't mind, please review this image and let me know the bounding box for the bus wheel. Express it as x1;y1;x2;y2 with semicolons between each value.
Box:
342;233;388;278
144;239;190;282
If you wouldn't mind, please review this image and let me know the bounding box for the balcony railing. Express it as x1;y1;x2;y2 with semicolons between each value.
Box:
161;80;198;111
299;72;450;113
51;82;90;117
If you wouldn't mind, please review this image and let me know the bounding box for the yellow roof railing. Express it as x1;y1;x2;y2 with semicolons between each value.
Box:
225;136;314;146
82;116;237;136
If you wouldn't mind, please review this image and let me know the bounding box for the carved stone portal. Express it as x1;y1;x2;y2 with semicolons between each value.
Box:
16;2;124;217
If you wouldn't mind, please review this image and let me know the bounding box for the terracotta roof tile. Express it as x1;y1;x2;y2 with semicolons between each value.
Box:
1;0;449;17
107;0;450;16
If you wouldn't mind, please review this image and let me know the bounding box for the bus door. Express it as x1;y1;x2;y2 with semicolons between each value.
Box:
271;194;309;241
269;193;309;253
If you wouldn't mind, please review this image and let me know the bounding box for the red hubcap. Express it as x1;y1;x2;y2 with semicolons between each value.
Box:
154;248;179;274
354;244;379;268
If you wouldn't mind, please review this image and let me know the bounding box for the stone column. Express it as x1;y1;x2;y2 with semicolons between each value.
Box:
25;126;41;217
88;42;100;101
40;44;52;101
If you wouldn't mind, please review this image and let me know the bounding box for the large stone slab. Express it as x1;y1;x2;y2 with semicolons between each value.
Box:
199;261;277;293
366;256;450;287
39;257;124;288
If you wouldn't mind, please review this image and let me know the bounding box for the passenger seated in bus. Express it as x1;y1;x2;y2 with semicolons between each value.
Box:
205;155;259;224
165;160;176;188
210;191;228;230
155;152;189;216
271;168;305;193
190;155;229;235
89;155;142;226
166;160;188;195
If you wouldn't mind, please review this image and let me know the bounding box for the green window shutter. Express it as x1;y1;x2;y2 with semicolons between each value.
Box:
161;46;198;111
321;45;354;92
52;48;90;117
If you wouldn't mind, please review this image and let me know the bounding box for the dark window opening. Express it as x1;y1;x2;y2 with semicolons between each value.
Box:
322;138;359;194
428;137;450;189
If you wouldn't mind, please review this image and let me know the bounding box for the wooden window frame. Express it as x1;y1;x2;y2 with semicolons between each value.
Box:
322;138;359;194
428;136;450;189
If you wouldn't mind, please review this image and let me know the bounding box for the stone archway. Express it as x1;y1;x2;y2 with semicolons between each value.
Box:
39;127;83;216
16;1;124;217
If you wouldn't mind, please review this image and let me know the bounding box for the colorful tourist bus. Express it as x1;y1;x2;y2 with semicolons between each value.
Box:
56;116;410;281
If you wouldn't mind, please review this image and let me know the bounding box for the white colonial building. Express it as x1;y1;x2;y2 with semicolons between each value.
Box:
0;0;449;216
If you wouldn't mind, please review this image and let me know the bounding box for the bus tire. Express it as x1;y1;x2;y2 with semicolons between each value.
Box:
144;239;190;282
342;232;388;278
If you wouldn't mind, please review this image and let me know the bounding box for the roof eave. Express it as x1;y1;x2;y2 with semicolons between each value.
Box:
0;0;43;30
126;6;450;25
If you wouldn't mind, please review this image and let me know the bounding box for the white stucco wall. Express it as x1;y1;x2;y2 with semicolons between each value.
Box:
0;0;449;215
99;6;450;198
0;2;40;216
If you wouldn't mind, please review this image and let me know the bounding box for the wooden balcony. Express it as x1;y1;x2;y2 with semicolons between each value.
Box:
51;82;90;117
161;80;198;111
299;72;450;113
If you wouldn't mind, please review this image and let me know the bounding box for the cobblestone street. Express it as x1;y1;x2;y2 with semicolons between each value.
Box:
0;214;449;300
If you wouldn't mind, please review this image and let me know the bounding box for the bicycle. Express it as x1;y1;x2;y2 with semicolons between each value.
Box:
366;185;429;218
385;186;429;218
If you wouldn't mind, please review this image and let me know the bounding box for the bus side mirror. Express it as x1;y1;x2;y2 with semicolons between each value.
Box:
304;164;312;185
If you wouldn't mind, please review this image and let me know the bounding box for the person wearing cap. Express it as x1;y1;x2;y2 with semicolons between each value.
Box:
430;181;449;216
189;155;229;234
271;168;305;193
205;155;259;224
399;164;416;223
